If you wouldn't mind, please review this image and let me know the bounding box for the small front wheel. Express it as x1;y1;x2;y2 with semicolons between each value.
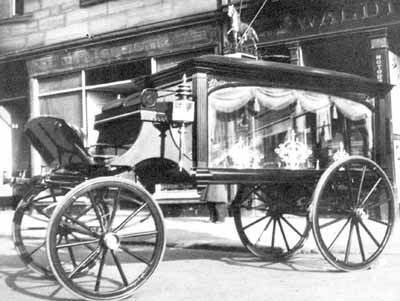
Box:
311;156;395;271
46;177;166;301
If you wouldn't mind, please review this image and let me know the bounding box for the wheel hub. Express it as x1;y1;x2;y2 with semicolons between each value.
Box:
354;207;369;220
103;232;120;250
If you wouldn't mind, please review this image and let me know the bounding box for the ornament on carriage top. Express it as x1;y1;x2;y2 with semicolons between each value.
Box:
275;129;312;169
333;142;349;162
227;4;259;53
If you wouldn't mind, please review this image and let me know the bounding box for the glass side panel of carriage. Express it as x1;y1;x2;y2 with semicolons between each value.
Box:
208;85;372;169
208;84;394;270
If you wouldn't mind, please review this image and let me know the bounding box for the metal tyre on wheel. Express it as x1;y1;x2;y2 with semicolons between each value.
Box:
233;184;311;259
311;156;395;271
46;177;166;301
12;183;64;277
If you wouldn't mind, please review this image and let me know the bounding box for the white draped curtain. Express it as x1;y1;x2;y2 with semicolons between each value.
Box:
209;86;371;121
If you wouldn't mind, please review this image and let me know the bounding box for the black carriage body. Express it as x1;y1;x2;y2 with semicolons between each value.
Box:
94;55;392;189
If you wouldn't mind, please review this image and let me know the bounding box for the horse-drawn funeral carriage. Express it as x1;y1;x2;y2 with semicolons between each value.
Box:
12;54;396;300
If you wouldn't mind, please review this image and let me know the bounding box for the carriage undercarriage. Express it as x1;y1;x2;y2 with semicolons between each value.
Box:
10;55;396;301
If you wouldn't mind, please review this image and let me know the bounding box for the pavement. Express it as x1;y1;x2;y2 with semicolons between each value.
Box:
2;208;400;257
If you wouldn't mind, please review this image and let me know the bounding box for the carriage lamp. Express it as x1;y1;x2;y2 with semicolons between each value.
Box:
172;74;194;123
140;88;158;108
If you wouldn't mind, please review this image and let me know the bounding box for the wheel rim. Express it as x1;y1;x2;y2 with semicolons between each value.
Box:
233;184;311;259
46;177;165;301
12;185;63;277
311;156;395;271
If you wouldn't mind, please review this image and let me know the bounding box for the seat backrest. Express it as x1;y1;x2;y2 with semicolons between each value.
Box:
24;116;92;170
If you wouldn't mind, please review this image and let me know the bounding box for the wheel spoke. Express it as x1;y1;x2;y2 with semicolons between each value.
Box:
271;219;276;249
56;238;99;249
119;230;158;240
87;191;106;233
360;178;382;207
110;250;129;287
119;245;151;265
356;165;367;205
27;240;46;257
95;248;108;292
345;165;355;205
108;187;121;231
277;218;290;251
255;217;273;245
367;217;389;226
243;214;270;231
241;186;259;204
319;217;347;229
253;190;267;204
280;215;303;237
62;214;100;238
113;203;148;233
21;226;47;232
76;204;95;221
68;246;101;279
344;220;355;264
327;217;351;251
355;222;366;262
69;232;97;252
65;235;78;268
359;219;380;248
33;206;52;220
364;198;390;211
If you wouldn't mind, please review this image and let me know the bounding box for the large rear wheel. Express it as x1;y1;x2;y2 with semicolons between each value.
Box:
311;156;395;271
12;183;64;277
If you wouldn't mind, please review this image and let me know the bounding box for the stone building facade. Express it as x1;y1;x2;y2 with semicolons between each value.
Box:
1;0;400;200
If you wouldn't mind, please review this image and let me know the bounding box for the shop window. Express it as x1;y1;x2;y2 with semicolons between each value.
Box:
39;72;82;94
86;61;150;86
37;60;151;150
0;0;23;19
14;0;23;16
0;107;12;180
40;93;83;130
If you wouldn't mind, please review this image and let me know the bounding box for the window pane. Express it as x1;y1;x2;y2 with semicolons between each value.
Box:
40;93;83;130
15;0;23;15
86;91;115;146
86;61;150;86
208;85;373;170
39;72;82;94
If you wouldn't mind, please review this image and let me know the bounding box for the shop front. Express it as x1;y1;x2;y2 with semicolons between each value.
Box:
26;22;218;176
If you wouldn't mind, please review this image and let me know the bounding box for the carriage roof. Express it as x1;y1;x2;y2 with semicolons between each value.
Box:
98;54;391;120
149;55;391;97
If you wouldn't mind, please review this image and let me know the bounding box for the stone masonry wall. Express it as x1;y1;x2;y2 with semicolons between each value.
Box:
0;0;217;55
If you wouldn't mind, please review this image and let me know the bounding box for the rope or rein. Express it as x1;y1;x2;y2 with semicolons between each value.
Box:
238;0;269;45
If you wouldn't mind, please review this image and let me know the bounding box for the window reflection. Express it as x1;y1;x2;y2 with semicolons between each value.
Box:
208;86;373;170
